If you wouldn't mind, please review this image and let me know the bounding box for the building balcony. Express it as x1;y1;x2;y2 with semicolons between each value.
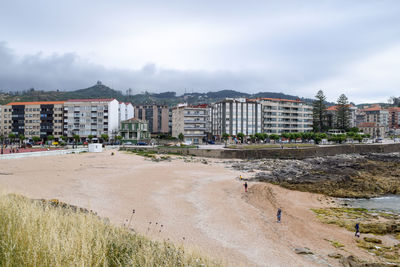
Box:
182;134;206;137
184;127;207;131
184;114;206;117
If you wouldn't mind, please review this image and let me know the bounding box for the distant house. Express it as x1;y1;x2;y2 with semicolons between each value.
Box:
120;118;150;143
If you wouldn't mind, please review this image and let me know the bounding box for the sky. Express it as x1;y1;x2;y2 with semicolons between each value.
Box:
0;0;399;103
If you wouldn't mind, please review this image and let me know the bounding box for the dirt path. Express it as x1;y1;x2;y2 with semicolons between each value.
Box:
0;150;374;266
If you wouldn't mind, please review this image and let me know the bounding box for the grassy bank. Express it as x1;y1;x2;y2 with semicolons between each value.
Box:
0;194;220;266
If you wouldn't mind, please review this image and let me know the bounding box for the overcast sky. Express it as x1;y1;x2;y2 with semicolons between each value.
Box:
1;0;399;103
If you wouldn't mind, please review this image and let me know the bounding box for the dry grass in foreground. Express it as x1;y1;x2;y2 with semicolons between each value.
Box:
0;194;221;267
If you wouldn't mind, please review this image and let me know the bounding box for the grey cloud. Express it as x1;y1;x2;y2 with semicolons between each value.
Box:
0;43;272;95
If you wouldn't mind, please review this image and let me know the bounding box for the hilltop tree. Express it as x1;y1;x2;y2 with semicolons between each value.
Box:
312;90;327;132
336;94;350;130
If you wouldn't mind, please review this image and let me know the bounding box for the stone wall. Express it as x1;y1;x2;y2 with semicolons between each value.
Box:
121;144;400;160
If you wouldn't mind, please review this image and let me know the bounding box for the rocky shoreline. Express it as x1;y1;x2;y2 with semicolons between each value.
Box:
230;152;400;198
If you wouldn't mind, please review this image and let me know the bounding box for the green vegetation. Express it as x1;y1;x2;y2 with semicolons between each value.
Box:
228;143;315;149
336;94;350;130
325;239;345;248
178;133;184;142
0;194;219;266
313;207;400;264
311;207;400;235
312;90;328;132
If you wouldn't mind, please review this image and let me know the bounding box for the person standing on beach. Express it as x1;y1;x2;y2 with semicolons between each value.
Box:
244;182;248;192
277;208;282;223
355;223;360;237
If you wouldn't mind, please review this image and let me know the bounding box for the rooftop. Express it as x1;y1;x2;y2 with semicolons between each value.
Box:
66;98;115;102
6;101;65;106
257;98;302;103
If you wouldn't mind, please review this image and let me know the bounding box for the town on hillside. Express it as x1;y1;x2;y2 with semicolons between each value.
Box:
0;85;399;148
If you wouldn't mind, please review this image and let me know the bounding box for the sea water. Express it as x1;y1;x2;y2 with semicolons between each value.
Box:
342;195;400;213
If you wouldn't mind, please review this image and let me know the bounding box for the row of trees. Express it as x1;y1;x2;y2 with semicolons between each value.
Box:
220;128;371;144
0;133;124;145
312;90;351;132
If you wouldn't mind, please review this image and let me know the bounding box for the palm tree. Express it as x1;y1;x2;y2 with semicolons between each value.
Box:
100;134;109;143
73;134;80;143
8;133;16;144
18;134;25;146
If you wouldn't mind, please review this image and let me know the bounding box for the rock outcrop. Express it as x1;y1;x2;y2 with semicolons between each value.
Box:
231;153;400;198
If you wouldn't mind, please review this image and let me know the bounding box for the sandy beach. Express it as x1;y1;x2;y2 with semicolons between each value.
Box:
0;150;379;266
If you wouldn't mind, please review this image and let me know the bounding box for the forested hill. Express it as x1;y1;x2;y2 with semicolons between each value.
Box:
0;82;320;106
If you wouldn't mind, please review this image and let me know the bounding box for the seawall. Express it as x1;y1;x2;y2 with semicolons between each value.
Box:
120;143;400;160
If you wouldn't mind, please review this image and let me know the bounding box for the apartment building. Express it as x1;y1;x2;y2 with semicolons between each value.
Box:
118;102;134;124
358;122;386;138
134;104;169;134
325;105;358;129
260;98;313;133
172;104;208;144
2;101;64;139
63;99;119;139
0;105;3;136
211;98;262;137
388;107;400;130
363;105;389;127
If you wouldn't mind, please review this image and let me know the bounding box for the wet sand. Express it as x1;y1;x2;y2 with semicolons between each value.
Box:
0;150;377;266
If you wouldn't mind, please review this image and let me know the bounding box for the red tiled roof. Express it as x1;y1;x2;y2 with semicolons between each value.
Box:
190;104;208;108
326;105;338;111
6;101;65;106
362;107;381;112
256;98;302;103
358;122;377;127
66;98;115;102
326;104;354;111
388;107;400;112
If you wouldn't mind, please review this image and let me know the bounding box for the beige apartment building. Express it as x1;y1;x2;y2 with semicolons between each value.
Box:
259;98;313;133
172;104;208;144
2;101;64;139
134;104;169;134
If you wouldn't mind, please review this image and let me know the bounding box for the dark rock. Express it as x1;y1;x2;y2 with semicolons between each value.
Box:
294;247;313;255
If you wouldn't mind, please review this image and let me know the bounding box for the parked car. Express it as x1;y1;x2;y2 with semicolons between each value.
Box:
207;140;215;144
137;142;147;146
124;142;133;145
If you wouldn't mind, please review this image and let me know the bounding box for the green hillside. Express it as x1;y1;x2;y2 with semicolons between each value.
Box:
0;82;327;106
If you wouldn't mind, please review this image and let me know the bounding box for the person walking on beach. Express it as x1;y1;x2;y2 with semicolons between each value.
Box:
277;208;282;223
355;223;360;237
244;182;248;192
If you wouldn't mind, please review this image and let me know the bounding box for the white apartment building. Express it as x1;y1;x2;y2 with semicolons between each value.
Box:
211;98;262;137
63;98;119;139
260;98;313;133
172;104;208;144
118;102;134;124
